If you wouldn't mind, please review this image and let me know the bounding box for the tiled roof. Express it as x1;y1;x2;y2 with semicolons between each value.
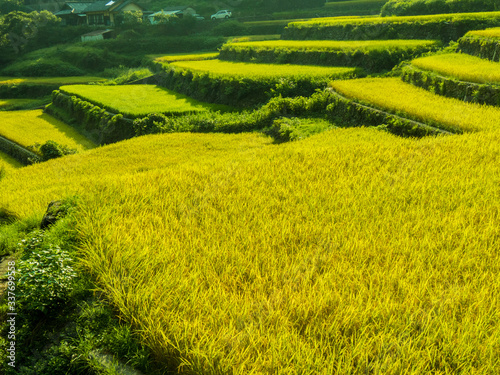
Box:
83;0;114;13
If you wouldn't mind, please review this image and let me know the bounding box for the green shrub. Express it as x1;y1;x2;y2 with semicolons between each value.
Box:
17;231;78;314
26;140;77;162
1;58;84;77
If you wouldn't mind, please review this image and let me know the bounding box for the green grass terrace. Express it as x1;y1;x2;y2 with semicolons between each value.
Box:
167;60;360;79
410;53;500;85
59;85;234;118
0;76;105;85
286;11;500;27
464;27;500;39
330;77;500;133
220;39;440;54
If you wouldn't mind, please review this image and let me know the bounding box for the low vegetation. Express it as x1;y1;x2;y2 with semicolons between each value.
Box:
155;60;360;106
410;53;500;84
168;59;359;79
401;64;500;106
282;11;500;42
464;27;500;39
59;84;231;118
329;77;500;133
152;52;219;63
0;110;95;150
0;150;21;173
381;0;498;16
219;39;440;71
1;126;500;372
458;29;500;62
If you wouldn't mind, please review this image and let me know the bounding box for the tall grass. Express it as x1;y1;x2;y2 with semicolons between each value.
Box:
3;128;500;373
0;110;95;150
330;77;500;132
0;150;22;173
410;53;500;84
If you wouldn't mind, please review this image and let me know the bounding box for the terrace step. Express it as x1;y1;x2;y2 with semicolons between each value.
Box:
329;77;500;133
219;39;440;73
459;27;500;61
401;58;500;106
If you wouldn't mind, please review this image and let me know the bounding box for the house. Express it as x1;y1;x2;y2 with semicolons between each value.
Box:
54;2;93;25
84;0;144;26
148;6;196;24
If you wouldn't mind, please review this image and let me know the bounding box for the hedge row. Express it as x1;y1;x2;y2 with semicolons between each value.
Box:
219;42;439;73
0;135;37;165
401;64;500;106
458;35;500;61
325;90;450;137
0;83;59;99
381;0;498;17
133;89;446;139
133;92;336;135
49;90;135;144
282;13;500;43
150;61;343;107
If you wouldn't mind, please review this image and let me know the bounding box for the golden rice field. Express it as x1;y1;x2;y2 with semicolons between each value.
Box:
60;84;231;117
0;76;105;85
2;127;500;373
288;11;500;27
411;53;500;84
330;77;500;133
465;27;500;38
152;52;219;63
0;110;95;150
222;39;439;52
169;60;358;79
0;150;22;172
227;34;281;43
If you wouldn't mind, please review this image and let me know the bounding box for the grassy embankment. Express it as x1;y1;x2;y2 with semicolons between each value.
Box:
410;53;500;84
59;84;234;117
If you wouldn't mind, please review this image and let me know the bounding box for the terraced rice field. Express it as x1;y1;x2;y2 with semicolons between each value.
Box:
0;76;105;85
222;39;439;52
0;150;22;172
465;27;500;38
330;77;500;133
152;52;219;63
0;110;95;150
2;127;500;373
287;11;500;27
59;84;231;117
168;59;359;79
410;53;500;84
